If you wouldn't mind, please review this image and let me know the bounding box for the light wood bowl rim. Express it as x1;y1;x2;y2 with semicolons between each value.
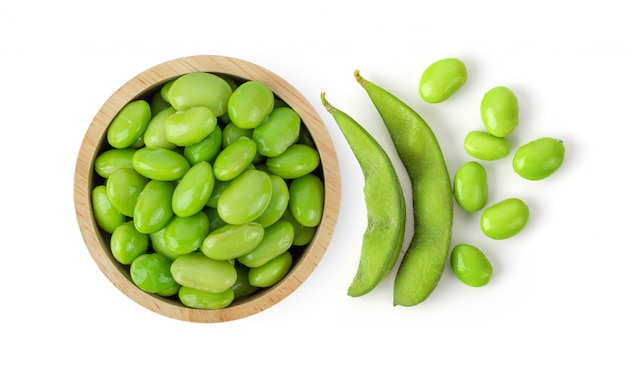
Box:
74;55;341;323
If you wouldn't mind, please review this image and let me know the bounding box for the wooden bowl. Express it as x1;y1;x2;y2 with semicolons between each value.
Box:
74;55;341;323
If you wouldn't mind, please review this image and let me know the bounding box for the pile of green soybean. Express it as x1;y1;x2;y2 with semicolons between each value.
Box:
91;72;324;310
323;57;565;306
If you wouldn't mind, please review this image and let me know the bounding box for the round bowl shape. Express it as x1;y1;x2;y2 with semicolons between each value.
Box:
74;55;340;323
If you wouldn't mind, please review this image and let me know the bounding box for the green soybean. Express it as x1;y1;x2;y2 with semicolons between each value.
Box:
481;86;519;137
106;168;148;217
163;211;210;254
201;222;264;261
255;175;290;228
170;252;237;293
238;220;294;268
149;227;180;261
321;92;405;297
131;147;190;181
183;125;222;165
178;286;235;310
213;137;257;181
165;106;217;147
172;161;215;217
110;221;149;265
228;80;274;129
130;253;175;293
133;180;175;234
222;122;253;147
205;179;229;208
419;57;467;103
91;185;125;233
281;209;317;246
289;173;324;228
512;137;565;180
94;148;136;178
265;144;320;179
252;107;301;157
248;251;293;288
217;169;272;225
107;99;151;149
231;262;259;300
463;131;510;160
480;198;529;240
450;244;493;287
167;72;232;116
454;161;488;213
356;71;453;307
143;107;177;150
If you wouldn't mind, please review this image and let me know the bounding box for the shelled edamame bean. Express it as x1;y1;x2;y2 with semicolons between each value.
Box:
91;72;325;310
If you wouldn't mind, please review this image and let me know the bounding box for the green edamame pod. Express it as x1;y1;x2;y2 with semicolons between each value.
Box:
321;92;406;297
356;71;453;307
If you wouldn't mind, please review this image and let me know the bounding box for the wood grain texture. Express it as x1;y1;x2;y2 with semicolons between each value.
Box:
73;55;341;323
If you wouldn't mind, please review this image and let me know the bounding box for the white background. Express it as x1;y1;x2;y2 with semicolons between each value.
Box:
2;0;624;365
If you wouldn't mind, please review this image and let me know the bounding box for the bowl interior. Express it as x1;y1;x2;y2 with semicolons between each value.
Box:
74;55;340;323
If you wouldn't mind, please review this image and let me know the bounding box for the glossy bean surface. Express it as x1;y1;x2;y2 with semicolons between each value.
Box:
107;99;151;149
419;57;467;103
130;253;175;293
512;137;565;180
480;86;519;137
453;161;488;213
131;147;190;181
213;137;257;181
143;107;177;150
254;175;290;228
265;144;320;179
163;212;210;255
172;161;215;217
480;198;529;240
463;131;510;160
170;252;237;293
105;168;148;217
450;244;493;287
183;126;222;165
94;148;136;178
165;106;217;146
110;221;149;265
201;222;264;260
252;107;301;157
91;185;125;233
248;251;293;288
217;169;272;225
178;286;234;310
289;174;324;227
238;220;294;268
228;80;274;129
133;180;175;234
167;72;232;116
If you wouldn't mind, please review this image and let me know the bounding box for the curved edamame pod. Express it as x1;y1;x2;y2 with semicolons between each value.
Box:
321;92;406;297
355;71;453;307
